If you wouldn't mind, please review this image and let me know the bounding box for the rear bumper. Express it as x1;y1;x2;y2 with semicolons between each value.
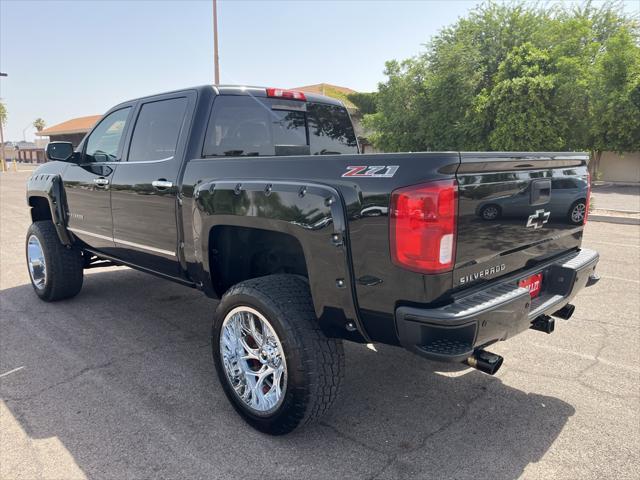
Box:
395;248;599;362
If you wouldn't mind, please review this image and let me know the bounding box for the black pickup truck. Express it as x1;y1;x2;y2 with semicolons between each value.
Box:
26;85;599;434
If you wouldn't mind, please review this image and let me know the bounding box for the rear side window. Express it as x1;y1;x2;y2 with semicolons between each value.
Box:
307;103;358;155
128;97;188;162
203;96;357;157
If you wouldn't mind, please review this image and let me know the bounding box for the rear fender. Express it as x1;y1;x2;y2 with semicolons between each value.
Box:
192;179;367;342
26;173;72;246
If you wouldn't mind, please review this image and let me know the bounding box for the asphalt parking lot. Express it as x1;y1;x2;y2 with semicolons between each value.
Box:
1;169;639;480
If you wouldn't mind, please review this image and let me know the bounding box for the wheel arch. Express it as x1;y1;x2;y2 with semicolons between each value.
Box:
26;173;72;245
569;197;587;208
28;195;53;222
208;224;309;296
191;179;368;343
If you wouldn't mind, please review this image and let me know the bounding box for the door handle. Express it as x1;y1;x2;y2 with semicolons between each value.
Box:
93;177;110;187
152;180;173;190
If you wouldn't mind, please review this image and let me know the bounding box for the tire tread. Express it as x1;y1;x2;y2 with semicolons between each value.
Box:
27;221;83;301
214;274;344;434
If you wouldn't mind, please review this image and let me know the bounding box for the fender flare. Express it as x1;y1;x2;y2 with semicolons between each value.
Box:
191;179;369;342
26;173;72;246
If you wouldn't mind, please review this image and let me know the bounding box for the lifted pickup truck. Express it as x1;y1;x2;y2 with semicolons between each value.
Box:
26;85;599;434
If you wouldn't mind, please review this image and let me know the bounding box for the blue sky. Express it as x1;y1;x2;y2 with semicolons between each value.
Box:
1;0;638;141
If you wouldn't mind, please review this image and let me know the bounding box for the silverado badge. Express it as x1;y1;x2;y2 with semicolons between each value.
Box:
526;209;550;229
459;264;507;285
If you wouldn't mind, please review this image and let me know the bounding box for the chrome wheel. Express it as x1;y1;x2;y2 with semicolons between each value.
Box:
571;203;586;223
220;306;287;415
27;235;47;290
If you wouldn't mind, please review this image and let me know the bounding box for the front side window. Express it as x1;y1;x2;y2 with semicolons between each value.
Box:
85;107;131;162
128;97;188;162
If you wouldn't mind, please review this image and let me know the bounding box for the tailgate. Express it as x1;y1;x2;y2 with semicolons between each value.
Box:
454;152;590;288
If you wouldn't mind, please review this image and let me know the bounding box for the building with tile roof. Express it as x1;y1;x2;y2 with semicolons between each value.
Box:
36;114;101;147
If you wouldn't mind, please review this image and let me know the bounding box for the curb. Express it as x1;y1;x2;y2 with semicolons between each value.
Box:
589;215;640;225
593;181;640;187
598;208;640;214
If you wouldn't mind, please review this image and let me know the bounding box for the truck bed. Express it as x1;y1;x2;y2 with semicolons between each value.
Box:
182;150;590;345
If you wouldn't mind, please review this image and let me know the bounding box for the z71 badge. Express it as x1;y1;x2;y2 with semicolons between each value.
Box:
342;165;399;178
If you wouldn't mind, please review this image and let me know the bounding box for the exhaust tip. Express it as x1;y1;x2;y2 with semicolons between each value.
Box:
465;349;504;375
531;314;555;334
586;273;600;287
553;304;575;320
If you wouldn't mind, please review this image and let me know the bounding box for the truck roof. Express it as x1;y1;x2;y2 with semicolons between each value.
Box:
114;85;346;110
214;85;345;107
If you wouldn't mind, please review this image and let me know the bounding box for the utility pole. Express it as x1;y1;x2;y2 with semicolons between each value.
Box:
213;0;220;85
0;72;7;173
0;116;5;173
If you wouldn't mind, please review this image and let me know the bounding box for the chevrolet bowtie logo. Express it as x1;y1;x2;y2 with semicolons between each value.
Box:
526;209;551;229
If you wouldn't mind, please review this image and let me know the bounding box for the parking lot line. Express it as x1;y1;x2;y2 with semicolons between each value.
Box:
0;366;25;378
600;275;640;284
587;240;639;248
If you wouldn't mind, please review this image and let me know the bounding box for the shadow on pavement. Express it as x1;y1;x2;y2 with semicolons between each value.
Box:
1;268;575;479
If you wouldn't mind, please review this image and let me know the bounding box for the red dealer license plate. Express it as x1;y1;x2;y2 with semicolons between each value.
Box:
519;273;543;298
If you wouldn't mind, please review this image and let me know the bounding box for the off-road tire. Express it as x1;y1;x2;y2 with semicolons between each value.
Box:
26;221;83;301
212;274;345;435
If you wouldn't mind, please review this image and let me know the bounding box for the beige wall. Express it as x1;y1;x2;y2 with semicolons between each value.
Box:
34;137;49;149
598;151;640;183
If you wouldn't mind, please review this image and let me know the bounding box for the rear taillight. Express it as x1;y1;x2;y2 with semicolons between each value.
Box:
266;88;306;101
390;179;458;274
584;172;591;224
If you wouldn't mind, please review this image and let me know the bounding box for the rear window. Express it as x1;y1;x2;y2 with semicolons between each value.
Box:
307;103;358;155
203;96;357;157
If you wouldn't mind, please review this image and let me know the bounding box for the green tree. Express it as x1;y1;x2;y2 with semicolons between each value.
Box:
33;118;46;132
365;1;640;156
487;43;565;150
546;1;640;158
346;92;377;115
0;101;6;126
591;29;640;154
364;58;432;151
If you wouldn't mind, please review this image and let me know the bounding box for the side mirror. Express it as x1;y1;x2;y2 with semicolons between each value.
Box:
46;142;75;162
